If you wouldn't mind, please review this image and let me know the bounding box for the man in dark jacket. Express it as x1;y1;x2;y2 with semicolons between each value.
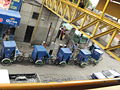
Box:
79;0;85;8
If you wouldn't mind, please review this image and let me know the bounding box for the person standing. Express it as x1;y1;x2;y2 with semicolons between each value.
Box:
60;29;64;40
72;43;78;53
60;26;66;40
49;42;55;55
57;44;63;56
79;0;85;8
56;27;62;39
78;34;83;44
3;29;10;40
42;41;47;48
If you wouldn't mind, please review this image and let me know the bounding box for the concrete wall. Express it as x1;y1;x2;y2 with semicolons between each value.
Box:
31;8;61;44
15;2;62;44
15;2;37;42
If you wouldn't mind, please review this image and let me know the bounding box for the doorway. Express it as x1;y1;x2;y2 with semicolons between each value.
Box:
10;27;16;35
24;26;34;42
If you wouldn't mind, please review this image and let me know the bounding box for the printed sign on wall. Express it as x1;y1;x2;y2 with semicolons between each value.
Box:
0;14;21;26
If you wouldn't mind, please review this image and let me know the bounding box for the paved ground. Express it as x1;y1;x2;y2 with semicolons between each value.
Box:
0;40;120;83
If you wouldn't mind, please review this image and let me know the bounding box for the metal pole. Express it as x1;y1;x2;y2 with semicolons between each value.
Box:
101;0;110;18
31;0;45;43
106;30;118;48
49;17;59;43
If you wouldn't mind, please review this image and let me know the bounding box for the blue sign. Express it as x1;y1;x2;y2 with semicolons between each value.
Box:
9;0;22;11
0;9;21;27
0;14;21;27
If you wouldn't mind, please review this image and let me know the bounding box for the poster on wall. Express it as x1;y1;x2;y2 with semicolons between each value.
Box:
0;0;12;10
9;0;22;11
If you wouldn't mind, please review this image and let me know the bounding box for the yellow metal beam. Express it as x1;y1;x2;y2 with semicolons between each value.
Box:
106;45;120;51
79;19;99;31
99;24;108;30
61;0;120;30
106;50;120;61
71;0;81;21
70;13;85;23
63;5;68;17
103;17;120;30
57;1;62;13
71;9;77;21
92;39;106;49
84;0;90;8
106;30;118;48
80;14;87;28
100;0;110;18
44;5;69;22
91;22;100;37
77;0;81;6
67;6;71;20
91;28;117;39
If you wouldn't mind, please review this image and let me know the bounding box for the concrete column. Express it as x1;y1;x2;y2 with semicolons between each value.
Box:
46;15;63;43
51;18;63;42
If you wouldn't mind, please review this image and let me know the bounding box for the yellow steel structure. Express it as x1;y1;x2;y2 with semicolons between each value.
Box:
43;0;120;61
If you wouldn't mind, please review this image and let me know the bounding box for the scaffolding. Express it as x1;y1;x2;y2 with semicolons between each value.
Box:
43;0;120;61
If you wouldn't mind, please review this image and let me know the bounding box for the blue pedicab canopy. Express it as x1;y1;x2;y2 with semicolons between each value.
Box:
58;48;72;60
3;41;16;48
0;9;21;27
60;48;72;55
80;49;91;56
79;49;92;62
32;45;50;60
2;41;17;58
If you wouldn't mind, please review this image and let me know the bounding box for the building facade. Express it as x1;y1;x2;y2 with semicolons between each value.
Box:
15;0;62;44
